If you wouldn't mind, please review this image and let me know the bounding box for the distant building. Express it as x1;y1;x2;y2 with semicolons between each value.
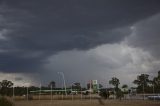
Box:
87;80;98;93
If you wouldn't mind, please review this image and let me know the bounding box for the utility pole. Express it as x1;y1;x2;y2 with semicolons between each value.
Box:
27;86;28;101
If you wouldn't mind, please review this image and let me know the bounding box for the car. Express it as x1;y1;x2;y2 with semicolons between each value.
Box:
148;96;160;100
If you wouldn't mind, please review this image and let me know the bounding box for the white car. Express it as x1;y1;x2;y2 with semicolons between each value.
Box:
148;95;160;100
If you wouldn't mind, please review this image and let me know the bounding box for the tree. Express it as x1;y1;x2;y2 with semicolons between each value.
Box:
0;82;1;89
109;77;120;89
0;80;13;88
0;80;14;96
48;81;56;88
153;71;160;86
122;84;128;89
99;84;103;89
109;77;122;99
72;82;81;90
152;70;160;93
133;74;150;93
122;84;128;93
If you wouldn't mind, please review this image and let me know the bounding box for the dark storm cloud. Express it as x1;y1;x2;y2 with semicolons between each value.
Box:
0;0;160;73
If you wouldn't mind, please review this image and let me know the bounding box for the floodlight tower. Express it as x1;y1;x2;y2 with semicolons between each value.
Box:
58;72;67;96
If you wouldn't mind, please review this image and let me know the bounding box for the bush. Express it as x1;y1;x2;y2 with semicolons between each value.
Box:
116;89;124;100
99;90;109;99
0;97;14;106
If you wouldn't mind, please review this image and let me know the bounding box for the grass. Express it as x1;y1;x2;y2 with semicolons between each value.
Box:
0;96;14;106
14;99;160;106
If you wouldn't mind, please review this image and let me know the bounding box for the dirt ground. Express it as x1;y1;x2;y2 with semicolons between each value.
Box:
14;99;160;106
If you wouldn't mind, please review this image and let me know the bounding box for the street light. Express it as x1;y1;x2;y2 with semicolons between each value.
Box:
58;72;67;96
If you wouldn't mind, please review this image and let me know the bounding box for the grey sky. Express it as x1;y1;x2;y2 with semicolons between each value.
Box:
0;0;160;87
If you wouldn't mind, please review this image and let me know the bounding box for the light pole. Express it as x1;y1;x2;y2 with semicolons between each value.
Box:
58;72;67;96
143;82;145;100
51;85;53;101
71;84;73;100
26;86;28;101
150;75;155;101
24;82;29;101
13;85;15;101
153;84;155;101
80;83;82;100
39;83;41;100
90;80;92;100
143;78;146;100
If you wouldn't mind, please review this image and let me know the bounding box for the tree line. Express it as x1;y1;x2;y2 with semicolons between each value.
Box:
0;70;160;97
106;70;160;99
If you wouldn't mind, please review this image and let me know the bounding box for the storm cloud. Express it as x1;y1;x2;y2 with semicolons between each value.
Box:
0;0;160;86
125;13;160;58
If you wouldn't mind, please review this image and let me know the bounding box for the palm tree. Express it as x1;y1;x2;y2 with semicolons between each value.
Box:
109;77;123;99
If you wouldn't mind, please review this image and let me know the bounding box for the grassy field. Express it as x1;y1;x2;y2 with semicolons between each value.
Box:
14;99;160;106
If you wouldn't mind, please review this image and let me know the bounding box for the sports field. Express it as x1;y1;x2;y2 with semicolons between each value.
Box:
15;100;160;106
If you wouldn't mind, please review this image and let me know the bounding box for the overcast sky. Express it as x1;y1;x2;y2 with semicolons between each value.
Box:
0;0;160;87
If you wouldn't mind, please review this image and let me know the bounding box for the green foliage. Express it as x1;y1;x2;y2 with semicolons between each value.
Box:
48;81;56;88
133;74;151;93
122;84;128;94
0;80;13;88
109;77;122;99
99;84;103;89
14;87;27;96
0;97;14;106
133;74;150;86
133;71;160;93
99;90;109;99
116;89;124;99
122;84;128;89
0;80;14;96
109;77;120;89
72;82;81;91
152;70;160;93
